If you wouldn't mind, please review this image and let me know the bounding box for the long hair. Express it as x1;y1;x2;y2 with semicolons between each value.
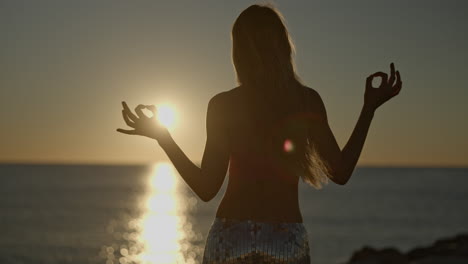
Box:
231;4;331;189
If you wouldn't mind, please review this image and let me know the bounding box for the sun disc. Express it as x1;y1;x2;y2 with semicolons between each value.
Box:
156;104;176;129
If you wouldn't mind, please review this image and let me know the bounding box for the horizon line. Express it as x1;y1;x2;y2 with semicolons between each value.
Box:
0;160;467;169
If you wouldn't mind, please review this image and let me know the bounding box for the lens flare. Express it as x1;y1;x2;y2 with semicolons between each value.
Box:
283;139;294;153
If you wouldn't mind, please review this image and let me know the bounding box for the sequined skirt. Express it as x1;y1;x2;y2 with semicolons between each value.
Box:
202;218;311;264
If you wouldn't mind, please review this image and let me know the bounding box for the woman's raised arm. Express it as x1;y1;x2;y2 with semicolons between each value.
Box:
312;63;402;185
117;93;230;201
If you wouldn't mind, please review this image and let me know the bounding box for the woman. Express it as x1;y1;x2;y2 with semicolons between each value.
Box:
117;4;402;263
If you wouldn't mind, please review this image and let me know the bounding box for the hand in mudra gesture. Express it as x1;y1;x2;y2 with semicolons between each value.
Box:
117;102;170;142
365;63;403;111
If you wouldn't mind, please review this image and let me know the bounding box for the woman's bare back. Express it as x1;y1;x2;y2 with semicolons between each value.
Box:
214;85;322;223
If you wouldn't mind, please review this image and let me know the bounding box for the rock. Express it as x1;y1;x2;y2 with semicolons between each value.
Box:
345;233;468;264
348;246;408;264
407;234;468;261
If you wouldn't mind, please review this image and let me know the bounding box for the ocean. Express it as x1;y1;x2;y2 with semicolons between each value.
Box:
0;164;467;264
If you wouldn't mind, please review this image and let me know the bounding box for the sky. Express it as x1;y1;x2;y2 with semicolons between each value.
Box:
1;0;467;166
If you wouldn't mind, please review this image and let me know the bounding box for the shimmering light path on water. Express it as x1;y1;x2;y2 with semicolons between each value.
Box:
102;163;199;264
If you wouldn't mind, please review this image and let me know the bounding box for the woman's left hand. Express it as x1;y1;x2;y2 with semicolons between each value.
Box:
364;63;403;112
117;102;170;142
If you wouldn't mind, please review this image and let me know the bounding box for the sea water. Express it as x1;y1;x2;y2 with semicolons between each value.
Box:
0;164;467;264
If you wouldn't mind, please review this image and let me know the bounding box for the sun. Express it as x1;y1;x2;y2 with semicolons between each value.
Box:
156;104;177;129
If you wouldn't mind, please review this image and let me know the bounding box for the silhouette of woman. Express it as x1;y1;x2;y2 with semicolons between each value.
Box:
117;4;402;263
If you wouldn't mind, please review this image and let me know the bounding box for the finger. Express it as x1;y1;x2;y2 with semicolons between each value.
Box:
116;128;138;135
392;85;401;96
122;102;138;122
366;72;382;87
145;105;157;119
366;74;374;88
393;71;402;88
388;63;396;87
135;104;149;119
368;72;388;88
145;105;156;112
370;71;388;80
392;71;402;95
122;110;135;127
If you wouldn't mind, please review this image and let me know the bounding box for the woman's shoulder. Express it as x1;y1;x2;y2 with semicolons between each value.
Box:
207;86;242;113
297;84;324;104
209;86;242;103
296;84;328;120
297;83;317;96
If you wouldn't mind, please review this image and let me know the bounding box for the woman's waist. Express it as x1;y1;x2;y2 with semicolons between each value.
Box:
212;216;305;227
216;194;303;223
214;213;304;224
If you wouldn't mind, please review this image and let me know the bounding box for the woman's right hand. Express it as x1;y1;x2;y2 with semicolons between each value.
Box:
117;102;171;142
364;63;403;112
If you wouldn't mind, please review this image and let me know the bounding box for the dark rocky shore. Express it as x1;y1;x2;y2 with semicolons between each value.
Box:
345;233;468;264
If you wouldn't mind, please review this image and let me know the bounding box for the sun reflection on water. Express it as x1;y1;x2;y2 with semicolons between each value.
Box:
140;163;185;264
101;162;200;264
